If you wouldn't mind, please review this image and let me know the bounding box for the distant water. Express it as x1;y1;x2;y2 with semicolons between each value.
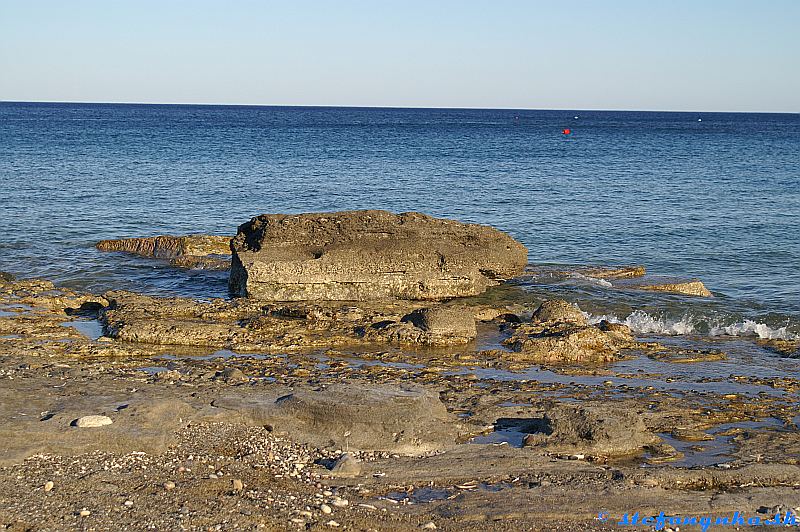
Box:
1;102;798;338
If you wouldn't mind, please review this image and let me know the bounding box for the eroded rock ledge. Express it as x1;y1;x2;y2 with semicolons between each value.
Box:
96;235;232;270
229;210;528;301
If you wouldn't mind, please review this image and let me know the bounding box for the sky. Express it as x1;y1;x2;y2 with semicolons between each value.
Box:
1;0;798;112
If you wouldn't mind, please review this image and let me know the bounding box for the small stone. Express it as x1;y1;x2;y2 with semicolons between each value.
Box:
79;509;91;517
320;503;332;514
329;453;361;478
421;522;437;530
232;479;244;491
331;497;348;507
219;367;246;382
72;415;113;428
123;500;133;507
326;521;340;528
43;481;54;492
163;481;176;490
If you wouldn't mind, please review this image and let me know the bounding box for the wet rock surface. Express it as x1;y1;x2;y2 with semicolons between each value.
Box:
502;300;638;363
100;290;482;349
618;277;713;297
96;234;232;270
229;210;528;301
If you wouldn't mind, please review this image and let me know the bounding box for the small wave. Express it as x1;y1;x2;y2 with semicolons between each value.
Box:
569;273;613;288
587;310;696;335
587;310;797;340
709;320;796;341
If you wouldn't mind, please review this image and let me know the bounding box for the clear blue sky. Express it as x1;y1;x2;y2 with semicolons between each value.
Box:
1;0;798;111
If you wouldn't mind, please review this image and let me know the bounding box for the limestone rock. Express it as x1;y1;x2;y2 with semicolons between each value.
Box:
72;415;113;428
522;404;658;456
399;307;477;344
504;301;636;364
636;279;712;297
97;234;231;258
615;276;712;297
531;300;588;325
329;453;361;477
505;324;634;364
96;235;232;270
229;210;528;301
210;384;458;455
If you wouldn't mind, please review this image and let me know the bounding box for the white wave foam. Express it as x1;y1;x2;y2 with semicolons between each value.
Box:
709;320;796;340
587;311;797;340
569;273;613;288
586;310;696;335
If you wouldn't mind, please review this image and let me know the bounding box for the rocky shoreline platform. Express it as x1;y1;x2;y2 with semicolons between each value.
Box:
2;211;799;531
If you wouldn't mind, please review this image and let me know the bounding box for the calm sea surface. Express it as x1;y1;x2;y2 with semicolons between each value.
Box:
1;102;798;338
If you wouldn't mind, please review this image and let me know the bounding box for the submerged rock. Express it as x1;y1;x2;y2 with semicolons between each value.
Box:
522;404;658;456
96;235;231;270
0;271;15;283
615;277;712;297
758;338;800;358
229;210;528;301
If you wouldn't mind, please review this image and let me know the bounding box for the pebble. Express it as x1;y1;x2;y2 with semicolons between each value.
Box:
73;415;113;428
320;503;332;514
331;497;348;507
123;500;133;507
79;509;91;517
326;521;340;528
43;481;54;492
421;523;437;530
232;478;244;491
163;481;176;490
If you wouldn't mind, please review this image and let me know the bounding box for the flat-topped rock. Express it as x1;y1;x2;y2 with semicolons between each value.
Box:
229;210;528;301
210;384;458;455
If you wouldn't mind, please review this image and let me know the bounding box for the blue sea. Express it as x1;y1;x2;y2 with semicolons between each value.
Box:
1;102;798;340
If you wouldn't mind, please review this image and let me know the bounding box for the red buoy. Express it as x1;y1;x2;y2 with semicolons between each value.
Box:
562;128;571;135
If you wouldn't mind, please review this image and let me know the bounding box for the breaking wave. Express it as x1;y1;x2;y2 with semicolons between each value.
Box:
709;320;796;340
569;273;613;288
586;311;797;340
587;310;696;335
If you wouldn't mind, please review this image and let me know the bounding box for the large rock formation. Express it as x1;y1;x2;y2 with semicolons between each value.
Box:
229;210;528;301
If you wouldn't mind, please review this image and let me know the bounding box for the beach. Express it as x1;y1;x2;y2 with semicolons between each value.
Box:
1;104;799;530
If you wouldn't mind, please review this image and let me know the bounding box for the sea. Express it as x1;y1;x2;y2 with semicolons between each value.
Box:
1;102;799;343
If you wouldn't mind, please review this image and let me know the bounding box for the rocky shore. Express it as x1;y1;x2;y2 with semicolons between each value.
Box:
2;211;798;531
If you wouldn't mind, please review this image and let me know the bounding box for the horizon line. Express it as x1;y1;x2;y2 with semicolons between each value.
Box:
1;99;796;115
